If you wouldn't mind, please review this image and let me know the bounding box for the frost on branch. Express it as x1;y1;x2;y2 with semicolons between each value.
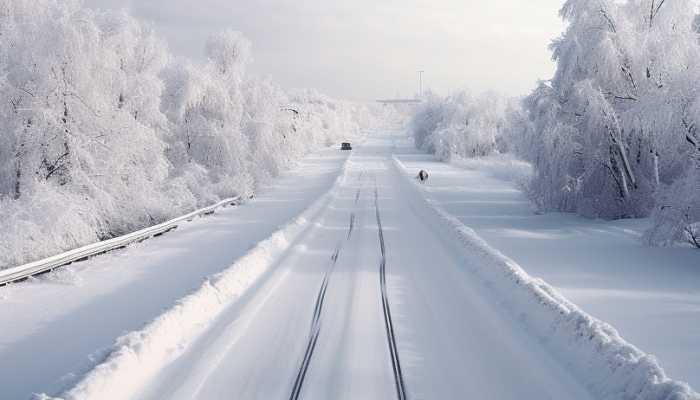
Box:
511;0;700;244
409;91;514;162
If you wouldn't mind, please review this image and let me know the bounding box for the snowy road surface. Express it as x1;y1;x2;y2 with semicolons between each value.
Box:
131;135;591;400
3;132;697;400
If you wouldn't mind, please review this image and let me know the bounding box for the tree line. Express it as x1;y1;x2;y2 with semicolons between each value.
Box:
411;0;700;248
0;0;385;268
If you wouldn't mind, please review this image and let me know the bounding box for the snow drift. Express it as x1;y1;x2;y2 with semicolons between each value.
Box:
392;156;699;400
449;153;533;190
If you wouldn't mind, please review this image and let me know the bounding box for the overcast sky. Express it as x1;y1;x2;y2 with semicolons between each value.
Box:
85;0;565;101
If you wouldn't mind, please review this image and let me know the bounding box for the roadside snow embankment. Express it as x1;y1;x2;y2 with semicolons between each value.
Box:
393;156;699;400
43;158;351;400
449;153;533;189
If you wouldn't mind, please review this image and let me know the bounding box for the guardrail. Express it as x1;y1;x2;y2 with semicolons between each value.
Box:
0;196;242;287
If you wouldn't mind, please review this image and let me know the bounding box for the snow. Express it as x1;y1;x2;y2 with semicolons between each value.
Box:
82;132;596;400
3;130;697;400
56;148;351;400
136;154;398;400
0;146;349;400
514;0;700;230
4;0;697;397
394;140;700;394
406;1;700;246
26;131;691;400
449;153;533;189
0;1;391;270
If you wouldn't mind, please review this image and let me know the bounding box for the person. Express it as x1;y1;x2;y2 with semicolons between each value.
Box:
417;169;429;183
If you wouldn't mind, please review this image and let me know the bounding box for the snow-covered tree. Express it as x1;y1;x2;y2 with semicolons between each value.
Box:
0;0;176;264
161;45;252;200
0;4;385;268
519;0;700;226
410;91;511;162
242;76;298;185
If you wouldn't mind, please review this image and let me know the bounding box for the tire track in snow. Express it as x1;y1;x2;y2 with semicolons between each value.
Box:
374;183;408;400
348;213;356;240
348;175;364;239
347;170;365;239
288;244;341;400
289;171;364;400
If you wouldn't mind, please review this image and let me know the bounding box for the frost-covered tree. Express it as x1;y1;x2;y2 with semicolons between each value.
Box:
0;0;175;264
410;91;510;162
287;89;361;146
519;0;700;224
0;4;386;268
161;31;253;201
645;54;700;247
160;31;370;201
242;76;301;186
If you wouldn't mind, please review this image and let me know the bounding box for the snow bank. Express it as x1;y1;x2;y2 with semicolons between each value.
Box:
393;156;699;400
42;158;351;400
450;153;533;189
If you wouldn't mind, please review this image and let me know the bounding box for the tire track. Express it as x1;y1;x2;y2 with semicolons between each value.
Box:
289;172;365;400
288;244;340;400
374;184;408;400
348;213;356;240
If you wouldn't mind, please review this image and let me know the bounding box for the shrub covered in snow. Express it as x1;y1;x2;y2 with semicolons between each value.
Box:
0;1;389;269
410;91;517;162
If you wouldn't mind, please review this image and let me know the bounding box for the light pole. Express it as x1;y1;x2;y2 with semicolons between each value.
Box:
418;70;425;98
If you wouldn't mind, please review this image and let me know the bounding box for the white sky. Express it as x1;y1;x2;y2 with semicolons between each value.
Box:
85;0;565;101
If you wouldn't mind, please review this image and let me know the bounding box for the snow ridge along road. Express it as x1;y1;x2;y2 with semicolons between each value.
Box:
391;151;699;400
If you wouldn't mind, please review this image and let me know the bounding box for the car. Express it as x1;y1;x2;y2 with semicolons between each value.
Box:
341;142;352;151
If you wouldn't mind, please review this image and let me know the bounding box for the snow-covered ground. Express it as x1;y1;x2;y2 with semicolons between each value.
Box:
3;131;698;400
0;146;349;400
56;133;597;400
395;143;700;390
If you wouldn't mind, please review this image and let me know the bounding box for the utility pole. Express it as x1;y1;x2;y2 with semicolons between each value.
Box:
418;70;424;98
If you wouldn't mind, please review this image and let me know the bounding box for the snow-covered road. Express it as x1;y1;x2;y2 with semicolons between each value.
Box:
130;134;592;400
3;132;697;400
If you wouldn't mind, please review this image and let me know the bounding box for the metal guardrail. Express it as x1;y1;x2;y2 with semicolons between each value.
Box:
0;196;242;287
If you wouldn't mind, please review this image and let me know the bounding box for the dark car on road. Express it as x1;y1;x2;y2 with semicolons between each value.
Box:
341;142;352;151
